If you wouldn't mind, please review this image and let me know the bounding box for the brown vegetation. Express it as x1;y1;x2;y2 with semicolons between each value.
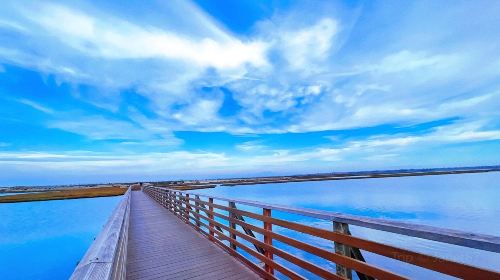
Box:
131;184;142;191
0;186;127;203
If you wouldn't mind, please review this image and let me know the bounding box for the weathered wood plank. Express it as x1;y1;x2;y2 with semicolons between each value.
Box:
126;191;260;280
71;188;131;280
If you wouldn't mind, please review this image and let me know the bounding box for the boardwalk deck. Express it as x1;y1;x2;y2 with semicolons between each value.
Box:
126;191;261;280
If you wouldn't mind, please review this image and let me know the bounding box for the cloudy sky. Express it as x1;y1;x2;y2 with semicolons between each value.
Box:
0;0;499;186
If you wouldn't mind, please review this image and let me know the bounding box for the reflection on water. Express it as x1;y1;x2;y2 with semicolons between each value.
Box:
0;192;28;196
197;172;500;279
0;196;122;280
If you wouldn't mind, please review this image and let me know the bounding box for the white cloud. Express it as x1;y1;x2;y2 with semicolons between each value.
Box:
173;98;223;126
0;0;499;140
235;141;266;152
17;99;54;114
23;3;268;69
47;115;180;146
279;18;338;70
1;118;499;185
0;0;272;134
0;147;339;179
0;18;27;32
368;50;450;73
48;116;144;140
340;121;500;152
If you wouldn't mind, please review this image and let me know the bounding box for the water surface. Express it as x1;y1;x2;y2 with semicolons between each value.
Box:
196;172;500;279
0;192;28;196
0;196;122;280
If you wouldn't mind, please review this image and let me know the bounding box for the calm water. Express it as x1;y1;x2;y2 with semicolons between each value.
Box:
196;172;500;279
0;196;122;280
0;192;28;196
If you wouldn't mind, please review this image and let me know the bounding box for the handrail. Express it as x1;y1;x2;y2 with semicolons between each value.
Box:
170;189;500;253
144;186;500;280
70;188;131;280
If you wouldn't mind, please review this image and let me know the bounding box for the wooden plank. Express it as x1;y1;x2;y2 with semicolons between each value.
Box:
71;188;131;280
126;191;260;280
150;187;500;280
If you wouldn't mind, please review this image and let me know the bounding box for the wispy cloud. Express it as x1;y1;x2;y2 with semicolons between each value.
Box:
339;121;500;152
47;115;181;146
235;141;267;152
0;0;499;184
17;99;54;114
2;1;498;134
26;4;268;69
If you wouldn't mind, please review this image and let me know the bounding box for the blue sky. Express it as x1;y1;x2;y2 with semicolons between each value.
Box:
0;0;500;186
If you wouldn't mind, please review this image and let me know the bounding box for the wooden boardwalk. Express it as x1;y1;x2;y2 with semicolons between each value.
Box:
126;191;261;280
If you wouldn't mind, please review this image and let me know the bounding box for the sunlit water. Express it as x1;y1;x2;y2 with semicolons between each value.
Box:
196;172;500;279
0;196;122;280
0;192;28;196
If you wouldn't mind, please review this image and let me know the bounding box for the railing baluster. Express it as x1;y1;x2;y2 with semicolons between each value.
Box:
233;206;266;255
175;192;183;217
173;192;178;216
170;191;177;214
180;193;184;218
165;190;168;207
142;186;500;280
195;195;201;229
170;191;173;212
161;190;165;207
186;194;191;223
263;208;274;275
334;222;353;279
163;190;166;207
229;201;237;250
209;198;215;241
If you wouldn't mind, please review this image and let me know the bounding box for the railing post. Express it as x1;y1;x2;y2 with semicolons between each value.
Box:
166;190;170;210
161;190;165;207
334;222;353;279
185;194;190;223
263;208;274;275
229;201;237;250
179;192;183;219
195;195;201;229
208;198;215;241
170;191;174;212
176;192;180;217
168;190;172;212
173;192;178;216
164;190;167;207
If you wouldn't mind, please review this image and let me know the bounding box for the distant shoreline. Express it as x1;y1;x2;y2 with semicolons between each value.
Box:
1;165;499;194
0;186;127;203
216;167;500;186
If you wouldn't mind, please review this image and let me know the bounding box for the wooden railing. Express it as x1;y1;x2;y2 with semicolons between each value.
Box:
70;188;131;280
144;186;500;280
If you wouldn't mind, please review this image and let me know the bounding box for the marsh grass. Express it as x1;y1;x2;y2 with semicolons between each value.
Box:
0;187;127;203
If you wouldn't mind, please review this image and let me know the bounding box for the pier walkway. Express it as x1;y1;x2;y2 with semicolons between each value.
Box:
126;191;260;280
71;187;500;280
